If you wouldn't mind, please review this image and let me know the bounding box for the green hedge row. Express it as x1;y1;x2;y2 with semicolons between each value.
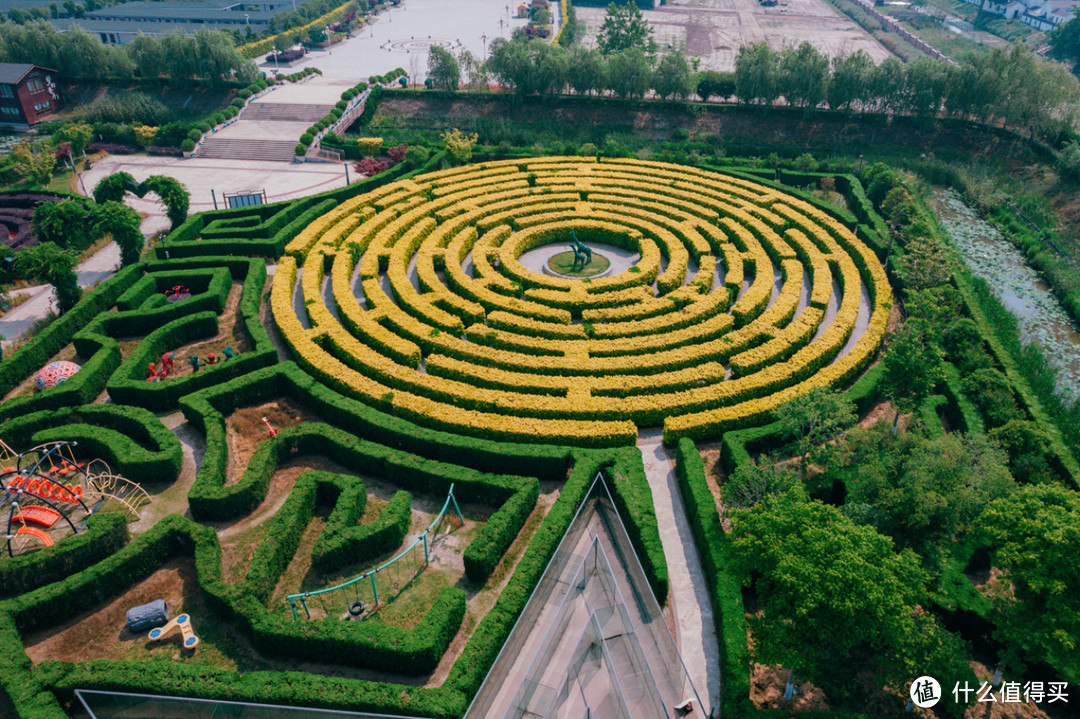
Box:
0;513;468;715
0;513;128;598
0;404;181;484
307;472;404;574
462;477;539;582
951;269;1080;485
47;662;466;718
154;149;445;262
0;265;141;404
444;451;603;700
180;362;573;481
107;258;276;411
600;454;669;602
674;437;752;717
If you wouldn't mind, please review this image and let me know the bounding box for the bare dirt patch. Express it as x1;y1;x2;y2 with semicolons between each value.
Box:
224;397;320;485
23;557;222;667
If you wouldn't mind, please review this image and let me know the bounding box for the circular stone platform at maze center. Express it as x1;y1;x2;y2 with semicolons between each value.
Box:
544;250;612;279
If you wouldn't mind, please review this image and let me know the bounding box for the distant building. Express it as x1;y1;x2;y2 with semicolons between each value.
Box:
53;0;296;44
962;0;1078;29
0;64;62;127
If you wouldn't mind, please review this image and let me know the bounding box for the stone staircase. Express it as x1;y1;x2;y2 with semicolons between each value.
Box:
195;138;299;162
241;102;335;122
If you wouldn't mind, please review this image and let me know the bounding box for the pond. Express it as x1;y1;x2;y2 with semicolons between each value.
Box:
931;188;1080;403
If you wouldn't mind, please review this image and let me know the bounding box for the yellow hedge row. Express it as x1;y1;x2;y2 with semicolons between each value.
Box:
272;156;891;444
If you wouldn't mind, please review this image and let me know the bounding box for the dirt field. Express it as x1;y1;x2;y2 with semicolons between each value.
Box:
576;0;893;72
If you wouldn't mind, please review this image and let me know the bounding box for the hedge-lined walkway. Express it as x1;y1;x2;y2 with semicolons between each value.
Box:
638;428;720;716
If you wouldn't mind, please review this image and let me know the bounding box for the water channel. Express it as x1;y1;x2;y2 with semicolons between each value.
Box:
930;188;1080;403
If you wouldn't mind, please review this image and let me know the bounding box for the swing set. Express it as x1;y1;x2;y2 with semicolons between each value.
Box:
287;484;464;620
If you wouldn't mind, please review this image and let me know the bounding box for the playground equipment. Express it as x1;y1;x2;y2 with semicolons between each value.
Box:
126;599;168;633
0;440;152;557
161;352;176;374
261;417;278;437
164;285;192;303
287;484;464;620
35;361;81;392
188;356;204;372
148;613;199;650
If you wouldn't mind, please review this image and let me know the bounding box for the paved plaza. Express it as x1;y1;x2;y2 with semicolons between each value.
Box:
577;0;892;72
262;0;542;81
80;154;352;235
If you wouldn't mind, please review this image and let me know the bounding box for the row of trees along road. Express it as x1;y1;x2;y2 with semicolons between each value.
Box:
428;1;1079;147
0;20;258;85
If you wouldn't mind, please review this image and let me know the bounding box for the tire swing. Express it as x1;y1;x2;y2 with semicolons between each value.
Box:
348;601;365;619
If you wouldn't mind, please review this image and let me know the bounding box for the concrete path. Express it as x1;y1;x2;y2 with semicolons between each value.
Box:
0;241;120;348
638;429;721;716
270;0;533;81
80;155;353;236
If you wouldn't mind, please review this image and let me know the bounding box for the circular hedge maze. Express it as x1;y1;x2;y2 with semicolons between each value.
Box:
275;158;892;446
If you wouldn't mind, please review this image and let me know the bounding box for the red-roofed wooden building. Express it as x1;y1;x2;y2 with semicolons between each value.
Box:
0;64;63;126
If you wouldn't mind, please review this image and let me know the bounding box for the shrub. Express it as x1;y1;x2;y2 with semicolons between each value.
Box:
300;133;314;145
356;137;382;155
181;139;196;152
295;144;308;156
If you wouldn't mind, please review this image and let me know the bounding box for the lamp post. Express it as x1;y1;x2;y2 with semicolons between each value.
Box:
481;33;487;59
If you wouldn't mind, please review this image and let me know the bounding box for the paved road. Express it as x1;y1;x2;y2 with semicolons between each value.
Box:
0;241;121;349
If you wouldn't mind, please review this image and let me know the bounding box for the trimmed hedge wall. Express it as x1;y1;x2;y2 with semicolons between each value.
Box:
0;512;128;598
0;404;181;484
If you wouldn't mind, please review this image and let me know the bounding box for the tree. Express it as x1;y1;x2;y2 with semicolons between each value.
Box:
486;37;530;93
827;50;873;110
841;427;1016;566
902;58;949;117
95;200;144;266
869;57;905;113
776;386;856;475
988;420;1055;484
54;122;94;158
895;235;956;290
1048;10;1080;71
427;45;460;91
978;485;1080;676
10;141;56;187
32;200;99;251
880;320;944;431
15;242;80;313
695;70;735;102
730;492;971;702
652;51;693;100
568;47;607;95
734;41;779;105
596;1;656;56
722;456;799;509
778;41;829;108
606;47;651;99
441;128;478;164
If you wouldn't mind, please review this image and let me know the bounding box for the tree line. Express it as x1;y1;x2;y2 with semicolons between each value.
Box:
433;34;1080;147
0;20;258;86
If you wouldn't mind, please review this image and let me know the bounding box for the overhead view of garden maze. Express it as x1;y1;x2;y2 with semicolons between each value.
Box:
275;157;891;445
3;141;1077;719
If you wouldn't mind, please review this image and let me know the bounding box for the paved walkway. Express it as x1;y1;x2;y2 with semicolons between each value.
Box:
80;155;354;237
638;429;722;717
267;0;534;81
0;241;120;348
